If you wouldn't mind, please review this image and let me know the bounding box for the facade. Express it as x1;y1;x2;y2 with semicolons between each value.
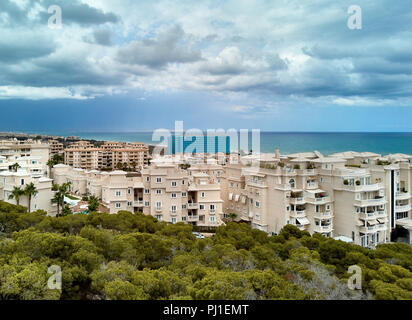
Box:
0;139;50;165
48;140;64;157
52;162;224;227
64;141;149;171
222;150;412;248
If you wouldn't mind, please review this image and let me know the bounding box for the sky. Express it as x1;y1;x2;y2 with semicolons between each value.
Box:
1;0;412;132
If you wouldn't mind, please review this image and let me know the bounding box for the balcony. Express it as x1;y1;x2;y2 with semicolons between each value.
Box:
359;225;377;233
396;191;411;200
359;211;377;220
289;197;305;205
297;169;317;176
306;182;319;190
306;196;331;204
355;196;386;206
290;210;306;218
314;211;333;219
187;215;199;222
155;207;162;213
314;225;333;233
395;204;411;212
376;224;387;231
133;200;144;207
188;203;198;209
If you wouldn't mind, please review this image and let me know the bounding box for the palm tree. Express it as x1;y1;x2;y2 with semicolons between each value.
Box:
8;186;24;206
87;195;99;213
24;183;38;213
11;162;20;172
52;182;71;217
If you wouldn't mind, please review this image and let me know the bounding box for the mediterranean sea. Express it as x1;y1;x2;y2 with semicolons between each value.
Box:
20;131;412;156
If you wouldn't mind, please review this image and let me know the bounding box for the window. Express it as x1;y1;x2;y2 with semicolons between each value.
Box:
217;171;221;176
115;203;121;208
127;201;132;207
156;215;162;221
156;189;162;194
172;218;177;224
156;201;162;209
115;191;121;197
256;201;260;208
200;204;205;210
182;192;187;197
201;192;205;198
182;204;187;209
171;181;177;187
210;204;215;212
171;193;177;198
21;179;24;185
182;216;187;221
128;189;131;194
230;182;234;187
146;176;150;182
182;180;185;185
286;206;290;211
144;189;150;194
289;179;295;189
171;205;177;213
145;201;150;207
156;177;162;183
210;216;215;223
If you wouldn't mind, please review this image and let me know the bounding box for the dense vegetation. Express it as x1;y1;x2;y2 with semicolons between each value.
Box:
0;201;411;300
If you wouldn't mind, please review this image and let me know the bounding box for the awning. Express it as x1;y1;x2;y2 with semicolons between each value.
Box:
228;193;233;200
377;218;387;223
297;217;310;225
367;219;378;225
235;194;240;202
356;220;364;226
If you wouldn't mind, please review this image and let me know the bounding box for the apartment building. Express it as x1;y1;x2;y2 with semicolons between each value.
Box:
48;140;64;157
0;169;56;214
222;150;412;248
64;141;149;171
64;146;103;170
52;163;224;227
0;139;50;165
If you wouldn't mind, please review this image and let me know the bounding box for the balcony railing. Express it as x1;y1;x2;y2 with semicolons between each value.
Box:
395;204;411;212
314;225;333;233
314;211;333;219
290;210;306;217
133;200;144;207
187;215;199;221
188;203;198;208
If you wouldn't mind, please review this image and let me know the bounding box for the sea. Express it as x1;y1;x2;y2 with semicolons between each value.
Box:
19;131;412;156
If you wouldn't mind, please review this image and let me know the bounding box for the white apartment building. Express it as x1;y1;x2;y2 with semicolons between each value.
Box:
222;150;412;248
52;163;224;227
0;169;56;214
0;139;50;167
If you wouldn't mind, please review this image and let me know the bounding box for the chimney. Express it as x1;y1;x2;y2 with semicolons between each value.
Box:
275;148;280;159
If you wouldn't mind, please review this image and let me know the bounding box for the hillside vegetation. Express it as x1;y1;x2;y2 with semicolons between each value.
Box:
0;201;411;300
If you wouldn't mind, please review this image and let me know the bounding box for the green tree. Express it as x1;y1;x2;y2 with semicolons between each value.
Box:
52;182;71;217
87;195;99;213
8;186;25;206
24;183;38;213
10;162;20;172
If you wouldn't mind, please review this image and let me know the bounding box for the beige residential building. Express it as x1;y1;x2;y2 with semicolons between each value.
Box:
52;162;224;227
0;139;50;166
0;169;56;214
64;141;149;171
222;150;412;248
48;140;64;157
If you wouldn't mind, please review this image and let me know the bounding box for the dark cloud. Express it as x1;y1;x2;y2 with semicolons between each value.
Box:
117;25;202;69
